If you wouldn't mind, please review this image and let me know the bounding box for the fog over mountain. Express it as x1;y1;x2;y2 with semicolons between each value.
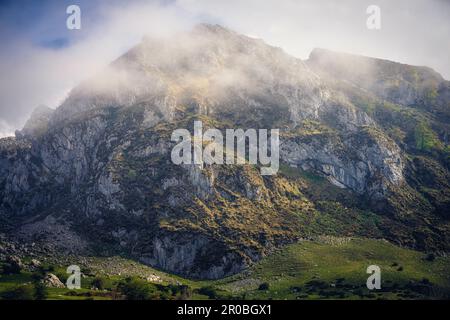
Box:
1;24;449;281
0;0;449;136
0;4;449;298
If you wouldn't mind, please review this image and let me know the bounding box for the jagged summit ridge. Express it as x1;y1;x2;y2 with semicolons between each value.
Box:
50;24;323;126
307;48;447;107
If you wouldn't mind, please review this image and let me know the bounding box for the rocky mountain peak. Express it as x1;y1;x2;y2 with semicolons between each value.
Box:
191;23;237;36
51;24;322;126
1;25;449;280
307;48;445;106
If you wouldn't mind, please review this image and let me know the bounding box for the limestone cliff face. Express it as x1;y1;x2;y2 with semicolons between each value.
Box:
1;24;449;278
281;126;403;198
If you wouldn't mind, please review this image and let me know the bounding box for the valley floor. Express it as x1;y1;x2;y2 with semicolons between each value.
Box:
1;237;449;300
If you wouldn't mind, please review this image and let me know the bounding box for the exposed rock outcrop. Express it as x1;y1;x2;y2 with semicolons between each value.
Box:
42;273;65;288
0;24;449;279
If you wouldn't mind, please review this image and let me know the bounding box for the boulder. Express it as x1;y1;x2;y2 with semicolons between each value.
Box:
42;273;65;288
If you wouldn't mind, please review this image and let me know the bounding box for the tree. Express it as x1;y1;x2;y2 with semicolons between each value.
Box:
33;281;48;300
197;286;218;299
117;278;153;300
415;122;438;151
92;277;105;290
31;271;48;300
179;285;192;300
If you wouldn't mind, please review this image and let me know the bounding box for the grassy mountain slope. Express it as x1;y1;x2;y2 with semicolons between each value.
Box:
1;237;449;300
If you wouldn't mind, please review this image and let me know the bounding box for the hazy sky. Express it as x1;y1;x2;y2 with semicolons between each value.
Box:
0;0;449;137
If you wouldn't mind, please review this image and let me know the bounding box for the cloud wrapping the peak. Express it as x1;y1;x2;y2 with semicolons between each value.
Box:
0;0;449;135
0;0;196;134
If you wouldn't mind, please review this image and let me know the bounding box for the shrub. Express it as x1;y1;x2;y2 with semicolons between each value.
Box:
117;278;153;300
197;286;218;299
290;286;302;293
33;281;48;300
258;282;270;291
165;284;191;299
92;277;105;290
306;280;328;290
1;285;35;300
415;122;439;151
127;169;137;179
425;253;435;262
179;285;192;300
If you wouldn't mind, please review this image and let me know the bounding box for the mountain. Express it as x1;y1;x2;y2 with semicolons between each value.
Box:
0;24;449;280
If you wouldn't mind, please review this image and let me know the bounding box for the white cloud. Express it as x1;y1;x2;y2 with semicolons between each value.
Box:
1;0;449;133
0;1;196;131
0;119;15;138
176;0;450;78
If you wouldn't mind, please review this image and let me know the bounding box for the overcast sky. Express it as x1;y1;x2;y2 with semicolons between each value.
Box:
1;0;449;137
